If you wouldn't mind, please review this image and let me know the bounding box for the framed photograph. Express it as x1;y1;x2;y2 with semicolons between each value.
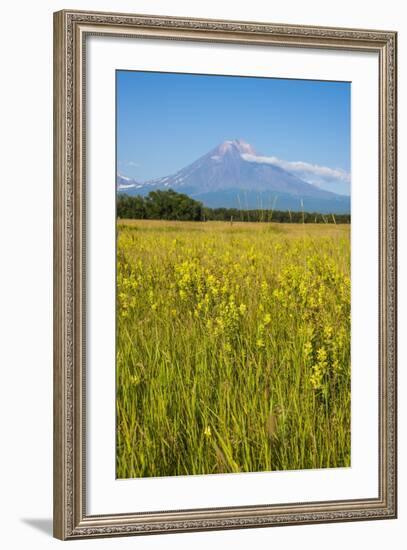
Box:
53;9;397;540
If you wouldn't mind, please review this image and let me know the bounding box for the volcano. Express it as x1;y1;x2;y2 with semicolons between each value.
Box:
118;140;350;214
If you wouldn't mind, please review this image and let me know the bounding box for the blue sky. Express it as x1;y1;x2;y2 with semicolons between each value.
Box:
117;70;350;193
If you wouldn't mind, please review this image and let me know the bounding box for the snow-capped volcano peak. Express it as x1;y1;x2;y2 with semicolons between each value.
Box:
233;139;257;155
214;139;257;157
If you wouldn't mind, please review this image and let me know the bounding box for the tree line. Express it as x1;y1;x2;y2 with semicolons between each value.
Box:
117;190;351;224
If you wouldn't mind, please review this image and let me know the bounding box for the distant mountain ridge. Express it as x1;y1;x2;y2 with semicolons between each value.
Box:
118;139;350;214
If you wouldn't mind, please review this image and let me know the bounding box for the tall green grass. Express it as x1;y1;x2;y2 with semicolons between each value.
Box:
116;221;350;478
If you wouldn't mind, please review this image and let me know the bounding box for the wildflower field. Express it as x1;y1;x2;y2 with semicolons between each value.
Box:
116;220;351;478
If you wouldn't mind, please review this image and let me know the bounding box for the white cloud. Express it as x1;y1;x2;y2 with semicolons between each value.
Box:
241;153;350;193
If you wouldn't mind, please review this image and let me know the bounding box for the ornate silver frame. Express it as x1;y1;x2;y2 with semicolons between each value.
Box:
53;9;397;540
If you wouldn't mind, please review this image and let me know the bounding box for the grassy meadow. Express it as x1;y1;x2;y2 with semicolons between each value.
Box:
116;220;351;478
